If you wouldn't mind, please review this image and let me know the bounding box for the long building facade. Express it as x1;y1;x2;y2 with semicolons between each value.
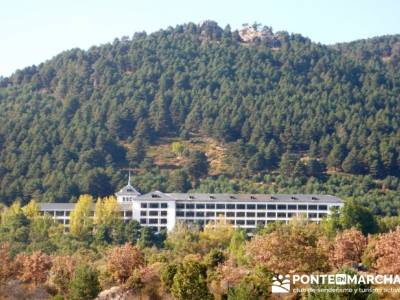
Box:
39;179;344;232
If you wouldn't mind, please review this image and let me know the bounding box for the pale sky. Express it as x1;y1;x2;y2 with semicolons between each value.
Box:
1;0;399;77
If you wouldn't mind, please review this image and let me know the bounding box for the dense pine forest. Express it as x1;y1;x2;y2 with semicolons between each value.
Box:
0;21;399;214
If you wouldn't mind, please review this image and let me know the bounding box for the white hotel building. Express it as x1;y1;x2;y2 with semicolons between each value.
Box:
39;178;343;232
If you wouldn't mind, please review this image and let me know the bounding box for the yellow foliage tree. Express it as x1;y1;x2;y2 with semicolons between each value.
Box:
94;196;121;226
164;221;201;255
70;195;94;239
171;142;185;157
1;201;22;224
22;199;40;220
200;216;234;251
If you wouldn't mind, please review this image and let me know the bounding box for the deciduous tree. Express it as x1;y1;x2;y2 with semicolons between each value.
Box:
48;255;77;295
0;243;14;282
107;243;144;284
15;251;52;286
94;196;120;226
70;195;94;239
329;228;367;269
369;227;400;274
246;220;329;274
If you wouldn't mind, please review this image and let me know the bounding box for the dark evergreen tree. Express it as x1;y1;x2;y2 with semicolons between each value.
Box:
279;152;298;177
69;264;100;300
124;220;141;245
185;151;209;181
327;143;346;171
307;159;326;178
247;152;266;173
342;150;365;174
168;170;192;192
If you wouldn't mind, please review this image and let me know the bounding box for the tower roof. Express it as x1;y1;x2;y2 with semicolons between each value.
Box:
115;183;141;196
115;169;141;196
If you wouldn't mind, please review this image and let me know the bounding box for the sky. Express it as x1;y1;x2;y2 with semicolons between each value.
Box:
1;0;400;77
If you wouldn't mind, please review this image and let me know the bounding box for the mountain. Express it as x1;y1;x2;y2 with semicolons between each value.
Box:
0;21;399;207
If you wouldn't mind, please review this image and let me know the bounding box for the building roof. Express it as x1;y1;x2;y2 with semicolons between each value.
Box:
115;184;141;196
40;203;76;210
134;192;343;204
39;202;132;211
39;191;343;210
115;172;141;196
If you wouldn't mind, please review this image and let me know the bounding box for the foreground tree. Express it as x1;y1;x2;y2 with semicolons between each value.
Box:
161;263;178;293
15;251;52;286
246;219;329;274
200;216;234;250
340;200;379;235
165;222;200;255
369;227;400;274
228;228;246;264
28;214;56;253
227;267;270;300
0;243;14;282
0;201;30;248
47;255;77;295
22;199;40;220
329;228;367;269
69;264;100;300
106;243;144;284
171;260;212;300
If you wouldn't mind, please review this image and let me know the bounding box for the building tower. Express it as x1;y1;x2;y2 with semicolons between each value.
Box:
115;170;141;203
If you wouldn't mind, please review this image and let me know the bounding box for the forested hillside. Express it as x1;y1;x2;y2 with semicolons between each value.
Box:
0;21;399;210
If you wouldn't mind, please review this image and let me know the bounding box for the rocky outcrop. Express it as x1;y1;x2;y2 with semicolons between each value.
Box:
96;286;134;300
239;25;273;42
238;25;282;48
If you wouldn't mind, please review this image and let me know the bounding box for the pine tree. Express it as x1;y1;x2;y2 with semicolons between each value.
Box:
168;169;191;192
279;152;298;177
293;160;308;182
69;264;100;300
171;260;212;300
185;151;209;181
342;150;364;174
307;159;326;178
247;152;266;173
327;143;346;170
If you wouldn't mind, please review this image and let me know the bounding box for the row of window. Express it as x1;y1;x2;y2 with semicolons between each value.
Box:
49;218;135;227
175;203;330;211
140;210;167;217
140;218;168;225
41;210;72;216
140;203;168;209
176;211;327;219
41;210;133;218
182;219;297;226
